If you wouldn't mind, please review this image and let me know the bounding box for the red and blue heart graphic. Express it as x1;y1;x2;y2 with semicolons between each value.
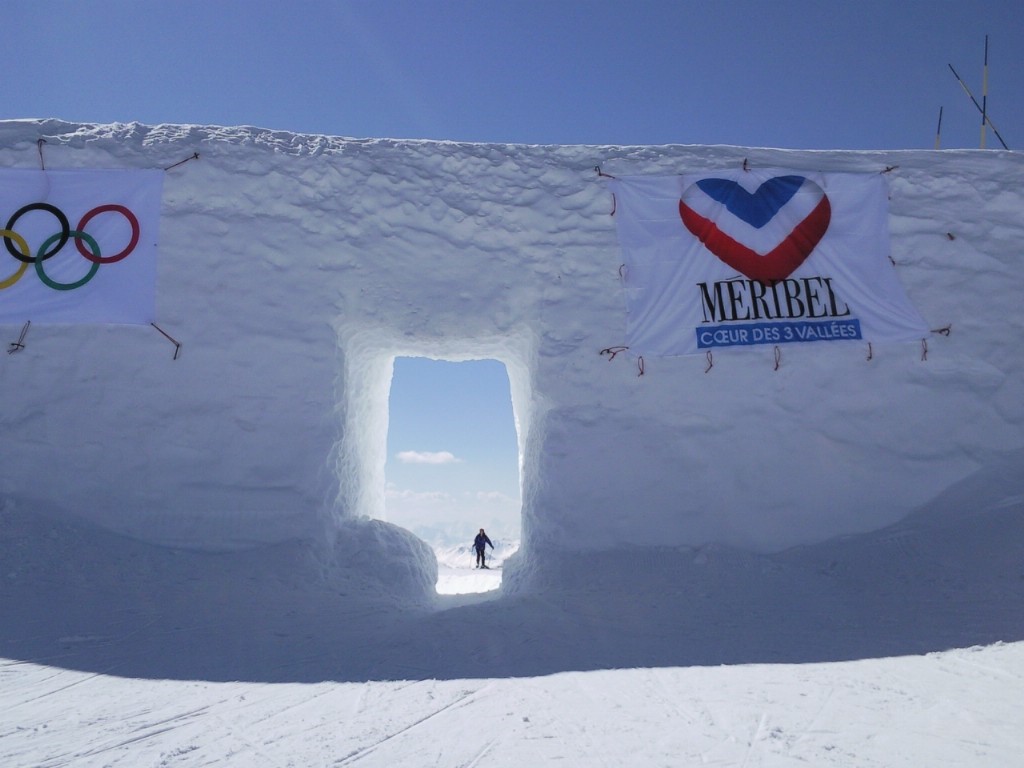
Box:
679;175;831;284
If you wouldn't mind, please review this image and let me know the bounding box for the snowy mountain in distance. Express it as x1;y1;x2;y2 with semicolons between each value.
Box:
432;538;520;570
405;523;520;593
387;518;520;570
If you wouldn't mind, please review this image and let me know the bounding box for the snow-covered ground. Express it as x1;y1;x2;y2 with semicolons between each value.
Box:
2;490;1023;766
433;539;516;594
5;645;1022;767
436;562;502;595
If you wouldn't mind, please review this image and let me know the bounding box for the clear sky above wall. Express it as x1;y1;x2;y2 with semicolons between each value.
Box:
8;0;1022;151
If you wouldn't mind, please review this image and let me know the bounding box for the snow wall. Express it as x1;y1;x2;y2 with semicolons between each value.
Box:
2;120;1023;595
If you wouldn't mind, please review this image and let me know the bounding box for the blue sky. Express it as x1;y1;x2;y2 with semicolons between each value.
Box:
8;0;1022;538
9;1;1022;149
386;358;520;502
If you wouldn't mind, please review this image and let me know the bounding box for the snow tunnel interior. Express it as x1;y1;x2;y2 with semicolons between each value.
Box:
333;328;536;595
385;356;521;593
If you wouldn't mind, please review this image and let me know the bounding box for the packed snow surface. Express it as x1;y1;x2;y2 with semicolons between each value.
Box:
2;496;1022;765
1;120;1023;764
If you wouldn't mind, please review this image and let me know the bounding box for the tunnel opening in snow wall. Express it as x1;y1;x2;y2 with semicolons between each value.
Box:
385;357;521;594
332;330;536;597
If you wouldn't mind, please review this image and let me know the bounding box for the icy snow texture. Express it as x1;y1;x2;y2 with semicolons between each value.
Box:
2;120;1023;601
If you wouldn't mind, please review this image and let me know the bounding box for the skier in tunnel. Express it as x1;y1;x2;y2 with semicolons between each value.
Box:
473;528;493;569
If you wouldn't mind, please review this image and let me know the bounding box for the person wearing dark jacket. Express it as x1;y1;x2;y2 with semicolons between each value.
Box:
473;528;494;568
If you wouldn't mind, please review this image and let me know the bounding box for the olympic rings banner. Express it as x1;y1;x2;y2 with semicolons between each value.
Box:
609;170;929;356
0;169;163;325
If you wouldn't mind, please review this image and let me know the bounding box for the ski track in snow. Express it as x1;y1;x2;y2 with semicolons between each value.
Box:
2;491;1023;766
3;647;1023;766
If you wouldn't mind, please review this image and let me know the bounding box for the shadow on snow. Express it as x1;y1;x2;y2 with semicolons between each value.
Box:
2;481;1022;684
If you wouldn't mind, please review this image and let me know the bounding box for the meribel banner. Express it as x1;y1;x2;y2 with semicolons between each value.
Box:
610;170;929;356
0;169;163;325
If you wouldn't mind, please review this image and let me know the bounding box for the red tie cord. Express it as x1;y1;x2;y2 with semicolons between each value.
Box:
7;321;30;354
599;346;629;361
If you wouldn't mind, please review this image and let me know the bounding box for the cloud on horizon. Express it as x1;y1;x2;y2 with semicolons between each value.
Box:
395;450;462;465
384;486;518;505
385;486;453;502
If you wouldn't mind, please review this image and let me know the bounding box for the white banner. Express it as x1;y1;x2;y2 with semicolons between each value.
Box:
610;170;929;356
0;169;163;325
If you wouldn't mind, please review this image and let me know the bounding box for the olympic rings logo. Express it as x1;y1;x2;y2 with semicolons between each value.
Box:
1;202;140;292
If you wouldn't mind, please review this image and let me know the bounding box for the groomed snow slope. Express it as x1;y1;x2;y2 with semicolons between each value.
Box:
1;485;1022;765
